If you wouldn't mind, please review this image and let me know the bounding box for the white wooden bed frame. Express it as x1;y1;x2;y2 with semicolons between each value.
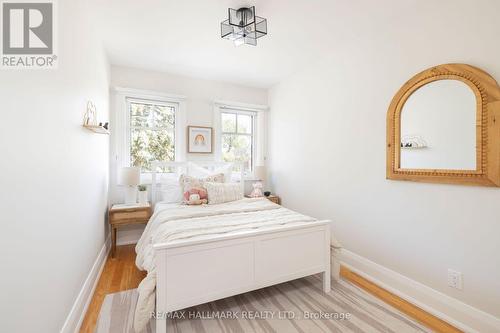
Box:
151;161;340;333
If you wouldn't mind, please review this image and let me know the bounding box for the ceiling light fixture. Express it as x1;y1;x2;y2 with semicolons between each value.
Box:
220;6;267;46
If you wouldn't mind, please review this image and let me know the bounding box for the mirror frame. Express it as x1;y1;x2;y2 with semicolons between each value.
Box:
387;64;500;186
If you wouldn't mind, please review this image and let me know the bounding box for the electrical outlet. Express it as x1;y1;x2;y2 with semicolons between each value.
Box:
448;269;463;290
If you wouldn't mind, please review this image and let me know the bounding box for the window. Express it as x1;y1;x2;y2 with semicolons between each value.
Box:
128;99;176;172
220;111;255;173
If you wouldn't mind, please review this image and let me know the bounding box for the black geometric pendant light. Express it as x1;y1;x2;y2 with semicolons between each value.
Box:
221;6;267;46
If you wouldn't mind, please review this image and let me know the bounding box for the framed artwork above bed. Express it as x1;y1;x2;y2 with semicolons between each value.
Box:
187;126;213;153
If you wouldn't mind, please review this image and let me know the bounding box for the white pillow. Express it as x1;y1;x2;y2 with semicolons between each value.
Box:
205;182;243;205
187;162;232;183
158;173;183;203
160;183;183;203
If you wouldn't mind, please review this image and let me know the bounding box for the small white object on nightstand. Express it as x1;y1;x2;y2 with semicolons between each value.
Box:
249;165;266;197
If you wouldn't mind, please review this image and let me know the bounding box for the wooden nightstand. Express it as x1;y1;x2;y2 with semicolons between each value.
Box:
266;195;280;205
108;203;152;258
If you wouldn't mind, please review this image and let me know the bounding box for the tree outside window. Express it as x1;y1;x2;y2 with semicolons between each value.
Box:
129;101;175;172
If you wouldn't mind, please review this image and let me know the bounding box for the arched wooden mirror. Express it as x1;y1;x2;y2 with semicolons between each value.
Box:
387;64;500;186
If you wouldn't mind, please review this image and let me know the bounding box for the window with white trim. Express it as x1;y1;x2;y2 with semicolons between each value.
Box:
220;110;256;173
127;98;177;172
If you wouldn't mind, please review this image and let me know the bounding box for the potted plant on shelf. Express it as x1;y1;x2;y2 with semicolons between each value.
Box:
137;184;148;204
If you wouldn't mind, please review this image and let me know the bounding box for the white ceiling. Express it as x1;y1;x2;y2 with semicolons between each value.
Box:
91;0;411;88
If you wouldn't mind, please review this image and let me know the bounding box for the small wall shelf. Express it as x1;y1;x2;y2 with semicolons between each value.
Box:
401;146;427;150
400;135;427;149
83;124;109;135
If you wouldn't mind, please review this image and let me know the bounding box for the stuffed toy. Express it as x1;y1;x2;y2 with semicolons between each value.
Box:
183;187;208;205
249;181;264;197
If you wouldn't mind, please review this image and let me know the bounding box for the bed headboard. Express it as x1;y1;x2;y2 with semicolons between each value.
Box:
151;161;244;205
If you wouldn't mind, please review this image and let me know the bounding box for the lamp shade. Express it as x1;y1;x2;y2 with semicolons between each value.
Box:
254;165;267;182
118;167;140;186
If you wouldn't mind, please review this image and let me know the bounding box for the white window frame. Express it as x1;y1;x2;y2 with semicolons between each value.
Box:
126;97;179;172
112;87;187;182
213;100;268;178
219;109;257;173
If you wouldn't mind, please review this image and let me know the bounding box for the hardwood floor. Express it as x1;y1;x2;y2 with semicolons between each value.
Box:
79;245;146;333
340;266;463;333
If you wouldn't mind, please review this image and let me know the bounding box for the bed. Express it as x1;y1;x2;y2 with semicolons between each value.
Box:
134;161;340;333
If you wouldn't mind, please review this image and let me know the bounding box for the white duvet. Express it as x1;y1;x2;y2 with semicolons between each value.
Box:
133;197;319;332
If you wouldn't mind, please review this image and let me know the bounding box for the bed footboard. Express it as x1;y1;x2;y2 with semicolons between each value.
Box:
153;221;334;333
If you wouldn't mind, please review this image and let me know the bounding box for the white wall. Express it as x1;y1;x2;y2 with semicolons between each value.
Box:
111;66;267;129
268;0;500;331
109;66;267;243
0;1;110;332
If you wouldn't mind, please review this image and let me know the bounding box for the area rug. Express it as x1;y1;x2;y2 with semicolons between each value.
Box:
95;275;432;333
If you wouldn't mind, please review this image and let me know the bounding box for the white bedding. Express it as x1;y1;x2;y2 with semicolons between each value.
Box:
153;201;181;213
133;197;319;332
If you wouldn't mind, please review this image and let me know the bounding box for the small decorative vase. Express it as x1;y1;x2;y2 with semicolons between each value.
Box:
138;191;148;204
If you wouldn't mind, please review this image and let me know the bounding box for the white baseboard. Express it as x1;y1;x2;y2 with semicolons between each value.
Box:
340;249;500;333
60;236;111;333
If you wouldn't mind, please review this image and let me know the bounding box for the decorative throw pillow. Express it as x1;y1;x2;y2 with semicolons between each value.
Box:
205;182;243;205
179;173;225;203
187;162;233;183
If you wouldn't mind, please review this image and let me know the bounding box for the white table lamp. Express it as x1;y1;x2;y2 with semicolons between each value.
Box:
119;167;141;204
254;166;267;182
